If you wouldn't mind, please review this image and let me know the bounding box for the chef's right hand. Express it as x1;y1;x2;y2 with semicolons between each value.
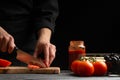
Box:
0;27;15;53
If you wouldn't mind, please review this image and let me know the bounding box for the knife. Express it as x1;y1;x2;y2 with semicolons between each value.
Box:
11;47;46;68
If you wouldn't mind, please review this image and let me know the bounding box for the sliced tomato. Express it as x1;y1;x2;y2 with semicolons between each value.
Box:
28;64;40;69
0;58;12;67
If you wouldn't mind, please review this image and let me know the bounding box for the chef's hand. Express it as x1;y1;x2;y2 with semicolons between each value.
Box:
0;27;15;53
33;28;56;67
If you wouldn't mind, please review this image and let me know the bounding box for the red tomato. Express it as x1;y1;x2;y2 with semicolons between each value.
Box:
71;60;81;74
92;61;107;76
28;64;40;69
0;58;12;67
71;60;94;76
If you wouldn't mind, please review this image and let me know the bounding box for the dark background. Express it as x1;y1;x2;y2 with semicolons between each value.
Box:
51;0;119;69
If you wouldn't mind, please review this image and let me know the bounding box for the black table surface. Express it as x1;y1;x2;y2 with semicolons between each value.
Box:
0;70;120;80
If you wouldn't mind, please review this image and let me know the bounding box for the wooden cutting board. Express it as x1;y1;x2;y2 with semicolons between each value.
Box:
0;66;60;74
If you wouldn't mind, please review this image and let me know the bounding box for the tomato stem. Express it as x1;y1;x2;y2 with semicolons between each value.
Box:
88;57;96;62
79;56;97;62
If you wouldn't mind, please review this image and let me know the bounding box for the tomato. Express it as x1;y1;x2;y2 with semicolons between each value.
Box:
28;64;40;69
71;60;81;74
92;61;107;76
71;60;94;76
0;58;12;67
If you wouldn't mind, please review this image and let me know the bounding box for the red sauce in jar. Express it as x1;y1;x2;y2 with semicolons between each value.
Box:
68;40;86;69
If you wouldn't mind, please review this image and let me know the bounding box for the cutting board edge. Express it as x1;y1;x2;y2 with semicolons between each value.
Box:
0;66;60;74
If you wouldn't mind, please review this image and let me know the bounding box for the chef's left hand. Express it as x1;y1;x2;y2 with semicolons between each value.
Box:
33;28;56;67
33;41;56;67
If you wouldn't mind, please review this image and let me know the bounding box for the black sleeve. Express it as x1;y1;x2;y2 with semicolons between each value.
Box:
33;0;59;33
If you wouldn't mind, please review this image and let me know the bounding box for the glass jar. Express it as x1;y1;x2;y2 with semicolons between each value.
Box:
68;40;86;69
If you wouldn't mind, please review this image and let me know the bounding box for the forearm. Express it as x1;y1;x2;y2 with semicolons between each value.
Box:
37;28;52;42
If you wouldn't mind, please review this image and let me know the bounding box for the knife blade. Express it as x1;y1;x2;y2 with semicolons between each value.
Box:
12;47;46;68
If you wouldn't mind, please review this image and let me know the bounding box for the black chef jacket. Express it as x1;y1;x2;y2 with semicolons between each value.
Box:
0;0;59;66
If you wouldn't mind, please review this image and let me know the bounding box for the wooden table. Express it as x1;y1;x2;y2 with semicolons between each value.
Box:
0;70;120;80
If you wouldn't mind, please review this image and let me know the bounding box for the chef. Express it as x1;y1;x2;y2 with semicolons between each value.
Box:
0;0;59;67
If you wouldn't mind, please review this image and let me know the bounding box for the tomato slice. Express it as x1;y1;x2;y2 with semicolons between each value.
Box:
28;64;40;69
0;58;12;67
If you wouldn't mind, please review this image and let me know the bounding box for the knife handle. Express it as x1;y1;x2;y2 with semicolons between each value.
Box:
11;47;18;58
